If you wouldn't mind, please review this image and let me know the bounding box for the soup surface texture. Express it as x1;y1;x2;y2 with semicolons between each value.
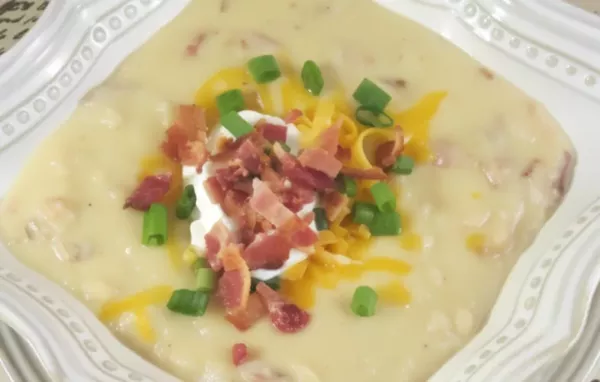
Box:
0;0;575;381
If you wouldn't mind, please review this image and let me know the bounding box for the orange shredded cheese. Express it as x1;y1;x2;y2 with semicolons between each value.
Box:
376;280;411;305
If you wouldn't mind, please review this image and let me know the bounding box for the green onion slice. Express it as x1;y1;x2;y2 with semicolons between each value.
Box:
351;285;378;317
352;78;391;112
167;289;210;316
390;155;415;175
280;142;292;153
194;257;209;270
221;111;254;138
251;277;281;292
313;207;329;231
301;60;324;96
175;184;197;220
352;202;378;226
195;268;216;292
247;55;281;84
142;203;168;246
367;210;402;236
370;182;396;212
216;89;245;116
355;106;393;128
340;175;357;197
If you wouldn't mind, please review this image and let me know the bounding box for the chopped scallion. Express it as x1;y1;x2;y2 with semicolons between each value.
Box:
175;184;196;220
352;202;378;226
355;106;393;128
352;78;391;112
221;111;254;138
351;286;378;317
142;203;168;246
301;60;324;96
340;176;357;197
193;256;209;270
280;142;291;153
251;277;280;292
367;210;401;236
313;207;329;231
390;155;415;175
195;268;216;292
370;182;396;212
247;55;281;84
166;289;210;316
216;89;245;116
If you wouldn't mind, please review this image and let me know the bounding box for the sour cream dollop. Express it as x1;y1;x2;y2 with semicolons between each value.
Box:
182;110;316;281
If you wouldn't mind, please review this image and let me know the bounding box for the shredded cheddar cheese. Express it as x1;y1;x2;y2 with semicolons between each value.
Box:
376;280;411;306
466;232;486;254
98;285;173;322
133;309;157;342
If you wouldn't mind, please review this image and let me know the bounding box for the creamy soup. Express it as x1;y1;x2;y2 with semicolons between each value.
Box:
0;0;575;381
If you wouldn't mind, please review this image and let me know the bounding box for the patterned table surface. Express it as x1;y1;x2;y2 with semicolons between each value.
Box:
0;0;598;382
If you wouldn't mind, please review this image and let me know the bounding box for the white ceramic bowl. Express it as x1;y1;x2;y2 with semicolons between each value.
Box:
1;1;600;381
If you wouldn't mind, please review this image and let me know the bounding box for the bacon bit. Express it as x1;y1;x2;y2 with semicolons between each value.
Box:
123;174;172;211
298;148;342;178
222;190;250;218
521;159;540;178
479;67;495;80
319;121;342;155
162;105;209;172
204;176;226;204
242;233;292;270
259;122;287;143
185;32;213;57
237;140;264;174
218;244;251;312
336;145;352;162
204;220;235;271
215;162;251;190
256;282;310;333
375;126;404;168
322;190;349;222
280;185;315;212
260;167;286;193
554;151;575;197
278;217;318;248
340;166;388;180
382;77;407;89
249;179;296;227
226;293;267;331
232;343;249;366
283;109;302;124
286;166;336;190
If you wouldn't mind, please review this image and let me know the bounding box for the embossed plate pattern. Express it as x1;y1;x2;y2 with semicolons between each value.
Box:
1;1;600;381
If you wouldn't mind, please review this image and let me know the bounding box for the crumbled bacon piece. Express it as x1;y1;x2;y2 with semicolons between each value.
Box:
280;184;315;213
554;151;575;197
232;343;250;366
123;174;172;211
340;166;388;180
521;159;540;178
237;140;264;174
375;126;404;168
204;220;235;271
242;232;292;270
204;176;226;204
162;105;209;172
185;32;211;57
256;282;310;333
298;148;343;178
322;190;349;222
273;144;335;190
249;179;296;227
218;244;251;312
226;293;267;331
283;108;302;124
318;120;342;155
336;145;352;162
259;122;287;143
215;161;251;190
